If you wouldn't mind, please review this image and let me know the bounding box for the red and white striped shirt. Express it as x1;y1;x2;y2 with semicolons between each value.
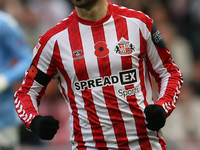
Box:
14;2;183;150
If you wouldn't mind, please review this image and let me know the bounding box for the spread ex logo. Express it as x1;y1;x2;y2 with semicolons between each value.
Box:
74;69;137;91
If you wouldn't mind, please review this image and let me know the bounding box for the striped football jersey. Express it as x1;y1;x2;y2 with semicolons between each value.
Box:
14;2;183;150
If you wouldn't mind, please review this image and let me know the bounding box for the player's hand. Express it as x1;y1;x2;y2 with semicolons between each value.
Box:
144;104;166;131
30;115;59;140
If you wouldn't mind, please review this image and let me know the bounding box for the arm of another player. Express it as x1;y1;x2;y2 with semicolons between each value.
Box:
0;18;32;92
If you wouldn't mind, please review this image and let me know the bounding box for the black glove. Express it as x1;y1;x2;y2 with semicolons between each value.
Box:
30;115;59;140
144;104;166;131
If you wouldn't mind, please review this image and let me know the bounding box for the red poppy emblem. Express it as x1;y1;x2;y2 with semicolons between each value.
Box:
29;65;38;78
94;41;109;58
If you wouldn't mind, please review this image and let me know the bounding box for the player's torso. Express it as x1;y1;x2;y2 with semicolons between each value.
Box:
55;16;147;101
53;15;151;148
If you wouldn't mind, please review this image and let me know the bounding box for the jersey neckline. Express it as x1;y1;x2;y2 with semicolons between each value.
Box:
72;2;113;26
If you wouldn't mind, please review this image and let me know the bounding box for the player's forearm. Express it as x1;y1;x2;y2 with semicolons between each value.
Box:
14;72;46;129
155;68;183;116
14;92;39;129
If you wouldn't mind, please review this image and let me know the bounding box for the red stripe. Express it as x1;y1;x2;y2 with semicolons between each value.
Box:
92;24;129;149
68;22;107;149
53;41;86;148
113;14;152;149
113;5;152;32
138;30;149;107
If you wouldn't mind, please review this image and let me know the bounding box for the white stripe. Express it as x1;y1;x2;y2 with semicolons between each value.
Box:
26;114;33;123
14;97;18;104
16;100;20;108
23;114;28;120
19;109;25;118
17;105;23;113
27;80;45;113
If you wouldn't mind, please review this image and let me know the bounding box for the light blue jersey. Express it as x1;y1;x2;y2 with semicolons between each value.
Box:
0;11;32;129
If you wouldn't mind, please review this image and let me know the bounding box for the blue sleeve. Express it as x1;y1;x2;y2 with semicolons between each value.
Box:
0;21;33;86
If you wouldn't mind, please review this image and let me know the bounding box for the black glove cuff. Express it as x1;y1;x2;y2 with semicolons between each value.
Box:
30;115;42;133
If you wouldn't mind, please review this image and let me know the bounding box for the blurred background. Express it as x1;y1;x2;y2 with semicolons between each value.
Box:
0;0;200;149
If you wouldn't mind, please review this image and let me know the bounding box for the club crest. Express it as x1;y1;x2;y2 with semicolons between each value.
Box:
73;50;84;60
115;37;135;56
